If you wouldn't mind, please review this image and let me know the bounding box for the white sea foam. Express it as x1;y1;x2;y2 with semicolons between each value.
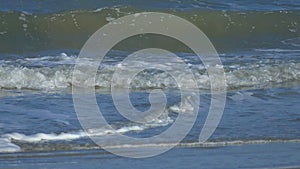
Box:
0;53;299;91
4;132;86;142
3;125;146;143
0;124;156;151
229;91;255;101
0;138;21;153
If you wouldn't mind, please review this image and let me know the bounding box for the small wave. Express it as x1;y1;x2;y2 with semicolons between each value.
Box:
3;125;145;143
0;127;144;153
0;138;21;153
2;135;300;153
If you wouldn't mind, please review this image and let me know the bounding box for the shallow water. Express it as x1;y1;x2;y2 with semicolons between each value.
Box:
1;142;300;169
0;0;300;168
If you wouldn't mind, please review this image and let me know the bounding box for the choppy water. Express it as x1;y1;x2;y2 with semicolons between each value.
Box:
0;0;300;168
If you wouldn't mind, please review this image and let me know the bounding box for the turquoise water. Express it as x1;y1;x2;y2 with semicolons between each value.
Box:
0;0;300;168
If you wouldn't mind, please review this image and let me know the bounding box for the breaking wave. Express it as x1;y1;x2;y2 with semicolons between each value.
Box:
0;53;299;91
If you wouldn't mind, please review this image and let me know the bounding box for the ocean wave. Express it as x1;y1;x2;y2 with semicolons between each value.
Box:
0;9;299;53
0;56;299;91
